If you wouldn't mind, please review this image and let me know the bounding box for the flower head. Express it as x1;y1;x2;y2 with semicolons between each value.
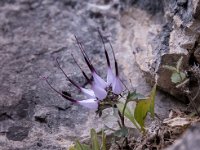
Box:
45;32;124;113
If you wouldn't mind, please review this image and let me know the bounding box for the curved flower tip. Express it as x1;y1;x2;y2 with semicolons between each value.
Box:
112;77;124;94
92;72;107;89
77;98;98;110
92;83;107;100
81;88;96;98
106;67;115;86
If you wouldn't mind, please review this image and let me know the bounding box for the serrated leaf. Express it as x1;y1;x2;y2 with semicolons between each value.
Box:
101;130;106;150
171;72;181;83
162;65;177;72
176;56;183;72
117;103;140;130
91;129;100;150
114;127;128;137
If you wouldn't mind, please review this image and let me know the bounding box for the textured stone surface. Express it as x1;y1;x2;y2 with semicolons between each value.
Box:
0;0;190;149
115;1;200;149
166;123;200;150
6;126;30;141
0;0;119;149
117;0;200;104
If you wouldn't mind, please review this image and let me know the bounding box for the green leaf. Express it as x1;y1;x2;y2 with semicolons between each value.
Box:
149;84;156;118
101;130;106;150
171;72;181;83
180;72;186;80
127;91;146;102
134;99;150;131
75;141;83;150
172;72;185;83
82;145;91;150
114;127;128;137
162;65;177;72
74;141;90;150
117;103;140;130
171;71;186;84
176;56;183;72
75;141;90;150
134;85;156;131
90;129;100;150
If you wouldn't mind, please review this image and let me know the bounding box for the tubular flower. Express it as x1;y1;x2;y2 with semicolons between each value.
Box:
45;33;124;112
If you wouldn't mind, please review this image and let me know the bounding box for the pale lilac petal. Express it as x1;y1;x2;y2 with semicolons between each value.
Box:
92;83;107;100
81;88;96;98
106;67;115;86
112;77;124;94
92;72;107;89
77;98;98;110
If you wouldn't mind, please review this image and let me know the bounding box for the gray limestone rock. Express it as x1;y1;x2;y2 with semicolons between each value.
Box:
6;126;30;141
0;0;193;149
119;0;200;104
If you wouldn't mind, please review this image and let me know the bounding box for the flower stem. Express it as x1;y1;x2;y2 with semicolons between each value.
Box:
118;109;129;149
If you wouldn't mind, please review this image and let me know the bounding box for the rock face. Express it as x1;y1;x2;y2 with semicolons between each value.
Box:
115;1;200;149
117;0;200;104
6;126;30;141
0;0;197;149
0;0;119;149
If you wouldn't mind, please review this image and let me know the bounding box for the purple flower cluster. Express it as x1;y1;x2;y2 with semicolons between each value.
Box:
45;32;124;111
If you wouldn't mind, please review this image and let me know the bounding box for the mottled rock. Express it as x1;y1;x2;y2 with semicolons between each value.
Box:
177;0;188;6
0;0;189;149
6;126;30;141
194;47;200;63
0;0;120;149
193;0;200;20
119;0;200;103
